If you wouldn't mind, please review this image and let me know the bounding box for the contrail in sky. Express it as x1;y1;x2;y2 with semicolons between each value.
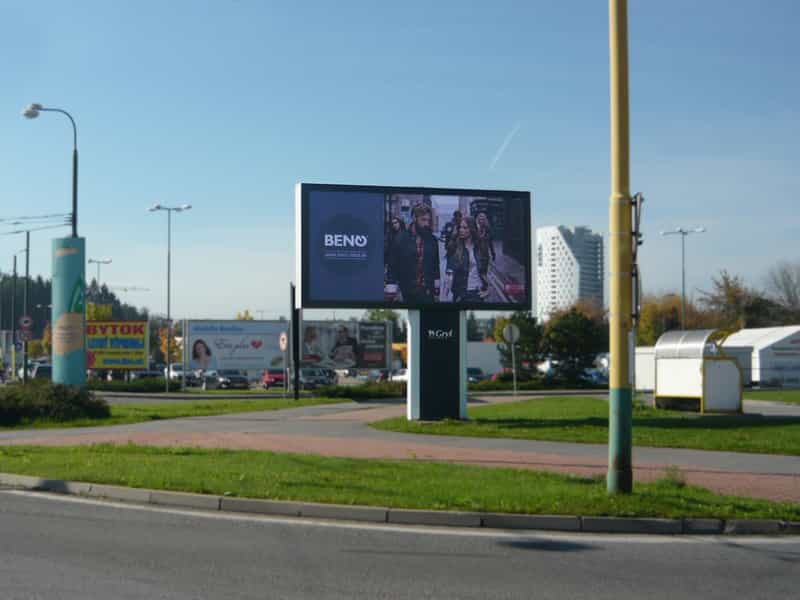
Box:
489;121;522;170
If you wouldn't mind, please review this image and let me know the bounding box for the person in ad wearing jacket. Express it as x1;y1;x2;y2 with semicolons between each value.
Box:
388;204;441;304
445;216;490;303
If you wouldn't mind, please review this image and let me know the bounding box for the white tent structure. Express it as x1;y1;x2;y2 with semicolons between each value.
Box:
722;326;800;388
654;330;742;413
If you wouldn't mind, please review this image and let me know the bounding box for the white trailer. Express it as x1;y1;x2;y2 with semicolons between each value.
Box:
722;326;800;388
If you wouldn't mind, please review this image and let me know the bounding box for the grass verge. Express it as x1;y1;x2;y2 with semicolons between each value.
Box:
0;397;345;431
745;389;800;405
373;397;800;455
0;444;797;519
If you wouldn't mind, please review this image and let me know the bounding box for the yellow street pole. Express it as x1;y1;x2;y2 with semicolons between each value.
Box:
608;0;633;493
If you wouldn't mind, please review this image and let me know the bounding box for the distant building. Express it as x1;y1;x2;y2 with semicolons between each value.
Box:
536;226;604;322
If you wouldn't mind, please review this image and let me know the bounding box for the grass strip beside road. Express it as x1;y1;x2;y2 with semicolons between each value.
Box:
745;389;800;405
0;444;798;520
373;397;800;456
0;397;345;431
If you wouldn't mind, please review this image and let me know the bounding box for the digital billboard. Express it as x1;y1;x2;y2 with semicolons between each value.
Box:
86;321;148;370
185;320;287;379
301;320;391;369
297;183;531;310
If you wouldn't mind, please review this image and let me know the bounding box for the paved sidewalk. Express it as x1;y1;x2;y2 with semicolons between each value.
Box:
1;396;798;503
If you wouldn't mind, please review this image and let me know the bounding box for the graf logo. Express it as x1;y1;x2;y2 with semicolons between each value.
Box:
324;234;368;248
428;329;454;339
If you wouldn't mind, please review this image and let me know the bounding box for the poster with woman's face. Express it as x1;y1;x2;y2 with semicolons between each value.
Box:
300;321;388;369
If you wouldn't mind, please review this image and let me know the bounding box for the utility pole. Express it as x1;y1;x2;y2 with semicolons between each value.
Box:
11;256;17;380
23;232;30;384
608;0;633;494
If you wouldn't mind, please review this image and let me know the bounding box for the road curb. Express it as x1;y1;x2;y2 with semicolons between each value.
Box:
1;473;797;535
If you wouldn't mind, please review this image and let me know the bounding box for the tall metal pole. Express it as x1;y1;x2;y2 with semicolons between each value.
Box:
608;0;633;494
72;146;78;237
166;209;172;394
23;233;30;384
11;256;17;381
681;233;686;330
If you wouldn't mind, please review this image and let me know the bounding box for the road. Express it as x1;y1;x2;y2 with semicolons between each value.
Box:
0;490;797;599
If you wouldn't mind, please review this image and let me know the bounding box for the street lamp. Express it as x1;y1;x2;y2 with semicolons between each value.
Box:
148;203;192;392
22;103;78;237
87;257;112;286
660;227;707;330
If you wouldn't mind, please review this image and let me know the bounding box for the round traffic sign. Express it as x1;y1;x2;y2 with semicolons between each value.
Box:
279;331;288;352
502;323;520;344
19;315;33;329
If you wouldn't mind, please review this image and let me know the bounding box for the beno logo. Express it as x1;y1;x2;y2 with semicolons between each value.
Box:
428;329;454;340
324;234;368;248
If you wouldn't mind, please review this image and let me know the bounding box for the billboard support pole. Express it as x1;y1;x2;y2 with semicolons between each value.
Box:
291;283;300;400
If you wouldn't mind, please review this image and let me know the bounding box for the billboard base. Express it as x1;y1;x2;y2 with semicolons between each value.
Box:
406;310;466;421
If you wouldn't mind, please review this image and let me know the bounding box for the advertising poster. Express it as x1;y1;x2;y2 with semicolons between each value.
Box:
299;184;531;310
185;320;287;378
86;321;148;370
301;321;390;369
52;237;87;385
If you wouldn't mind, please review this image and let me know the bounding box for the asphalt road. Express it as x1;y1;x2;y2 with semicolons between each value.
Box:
1;491;798;600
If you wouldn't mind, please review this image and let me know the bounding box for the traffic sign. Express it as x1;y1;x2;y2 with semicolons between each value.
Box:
279;331;288;352
19;315;33;329
502;323;520;344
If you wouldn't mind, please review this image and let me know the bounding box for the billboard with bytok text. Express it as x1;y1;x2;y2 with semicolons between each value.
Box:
86;321;149;370
184;320;287;379
296;183;532;311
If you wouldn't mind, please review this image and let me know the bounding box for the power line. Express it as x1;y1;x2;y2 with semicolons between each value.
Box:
0;213;72;223
0;222;71;236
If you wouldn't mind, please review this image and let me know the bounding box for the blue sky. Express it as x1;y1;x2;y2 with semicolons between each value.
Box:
1;0;798;320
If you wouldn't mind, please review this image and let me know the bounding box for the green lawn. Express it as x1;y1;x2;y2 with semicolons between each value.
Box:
1;444;797;520
373;397;800;455
745;389;800;405
0;397;344;431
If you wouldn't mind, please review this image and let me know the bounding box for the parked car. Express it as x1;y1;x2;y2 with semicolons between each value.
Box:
367;369;390;382
262;368;286;389
467;367;485;384
319;367;338;385
129;370;163;381
201;369;249;390
165;363;184;381
389;368;408;383
287;368;329;390
31;363;52;380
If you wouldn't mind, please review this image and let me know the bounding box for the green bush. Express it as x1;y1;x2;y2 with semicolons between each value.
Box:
0;380;110;426
469;378;607;392
88;378;168;393
317;381;406;400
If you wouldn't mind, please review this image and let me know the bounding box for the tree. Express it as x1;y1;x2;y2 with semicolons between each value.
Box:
42;323;52;355
28;340;45;358
765;260;800;316
87;302;113;321
236;309;254;320
158;327;181;364
493;312;544;376
698;269;788;330
542;308;606;382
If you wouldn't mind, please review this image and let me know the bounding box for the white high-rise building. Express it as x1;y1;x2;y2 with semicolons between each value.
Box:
536;226;604;322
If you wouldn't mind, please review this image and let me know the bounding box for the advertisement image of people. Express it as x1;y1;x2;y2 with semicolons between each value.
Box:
384;193;528;306
301;321;390;369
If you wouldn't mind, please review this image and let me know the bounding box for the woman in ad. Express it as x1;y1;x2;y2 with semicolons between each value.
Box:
445;216;490;303
191;339;217;371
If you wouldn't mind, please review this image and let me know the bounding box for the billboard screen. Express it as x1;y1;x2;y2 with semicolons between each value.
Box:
86;321;148;370
301;321;391;369
297;183;531;310
185;320;287;378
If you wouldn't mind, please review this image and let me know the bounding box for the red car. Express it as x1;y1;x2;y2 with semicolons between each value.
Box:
262;368;286;389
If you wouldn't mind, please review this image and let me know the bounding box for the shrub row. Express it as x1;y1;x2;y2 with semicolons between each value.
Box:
0;381;110;426
316;381;406;399
469;378;607;392
88;378;169;393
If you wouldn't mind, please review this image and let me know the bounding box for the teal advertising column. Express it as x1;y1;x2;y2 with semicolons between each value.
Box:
52;237;86;386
